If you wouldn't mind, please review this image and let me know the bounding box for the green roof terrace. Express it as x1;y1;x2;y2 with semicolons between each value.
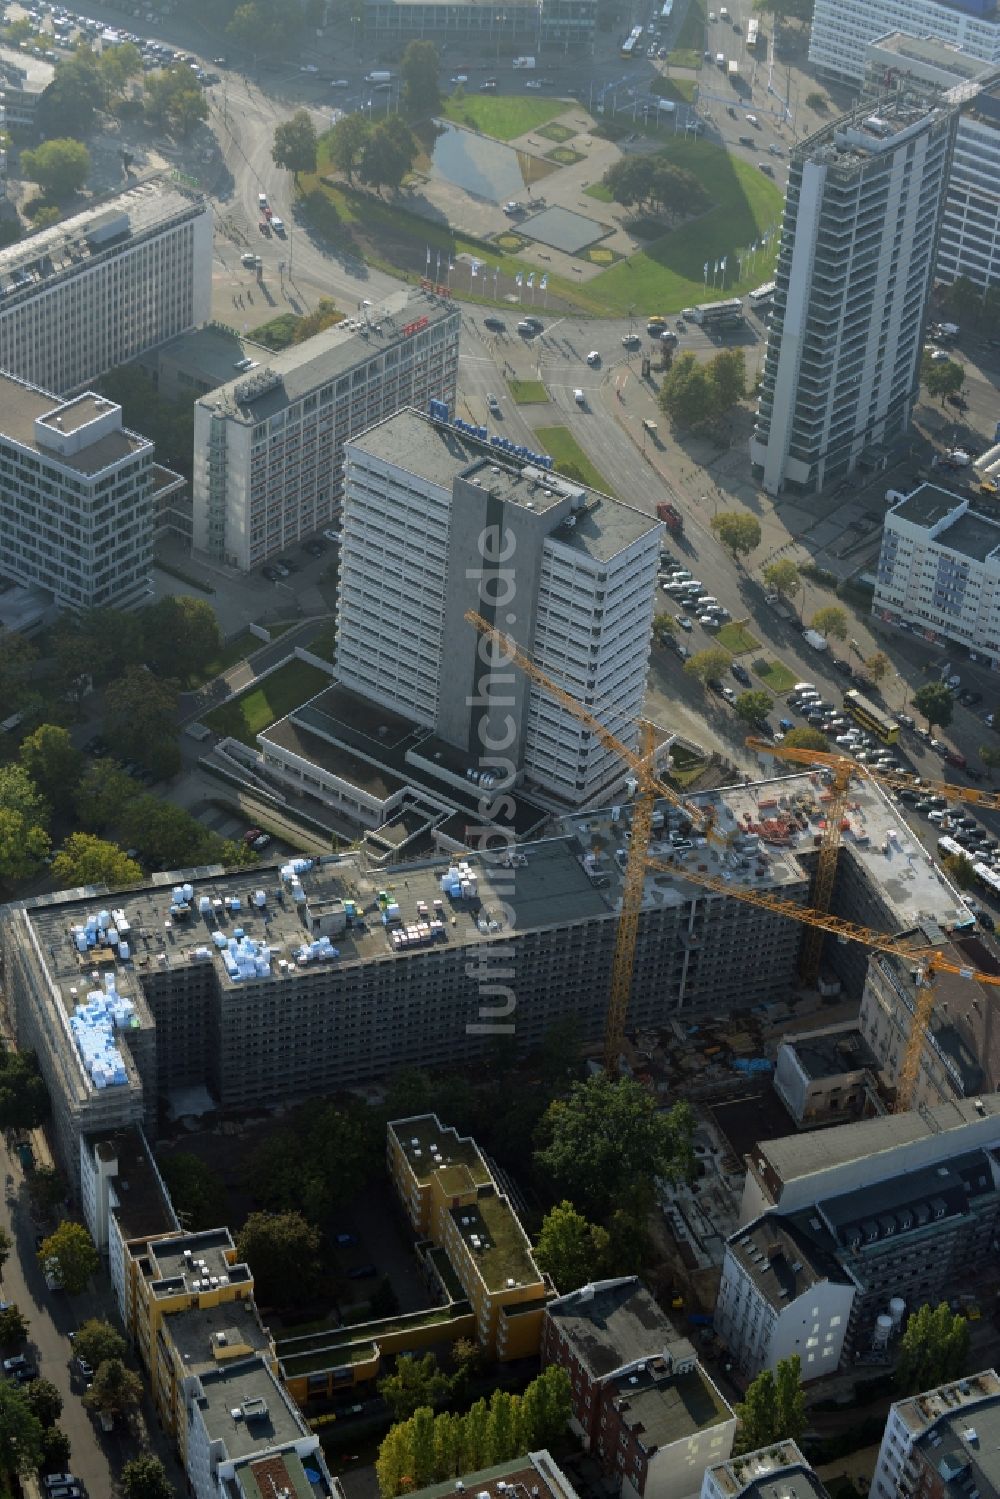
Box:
390;1115;493;1190
451;1188;543;1295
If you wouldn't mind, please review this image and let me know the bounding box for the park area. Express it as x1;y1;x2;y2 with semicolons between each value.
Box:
203;659;331;746
534;426;614;495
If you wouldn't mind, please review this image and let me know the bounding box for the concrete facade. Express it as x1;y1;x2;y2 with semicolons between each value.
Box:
811;0;1000;84
873;1370;1000;1499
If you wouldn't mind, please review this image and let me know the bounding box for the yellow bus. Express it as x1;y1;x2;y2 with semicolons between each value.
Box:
843;689;899;745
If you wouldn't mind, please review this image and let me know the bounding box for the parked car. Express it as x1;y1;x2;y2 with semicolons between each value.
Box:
347;1263;378;1279
3;1354;36;1383
732;663;750;686
323;528;343;543
721;686;737;703
261;564;282;582
334;1232;358;1247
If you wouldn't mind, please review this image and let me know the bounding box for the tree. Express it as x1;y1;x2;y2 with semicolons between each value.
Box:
104;668;180;781
53;834;142;889
375;1421;413;1498
0;1226;10;1279
0;1305;30;1348
20;726;83;814
98;40;141;102
535;1076;693;1219
0;632;40;715
486;1388;519;1464
653;611;676;640
292;298;342;343
659;352;716;430
122;1453;174;1499
37;1221;99;1295
711;511;761;562
863;651;890;685
805;88;827;110
326;113;370;184
897;1302;970;1392
272;109;318;180
143;65;208;135
119;797;207;868
23;1378;62;1428
358;115;419;195
921;352;965;405
157;1151;227;1232
735;1368;778;1452
810;605;848;641
980;744;1000;778
685;646;733;685
0;808;50;886
74;758;142;833
401;40;441;113
0;1050;49;1130
227;0;304;50
913;681;954;731
84;1358;143;1420
41;1424;72;1471
0;764;49;828
774;1355;806;1445
783;727;830;752
29;1166;67;1215
235;1211;321;1308
142;596;221;686
534;1201;610;1293
943;275;982;322
943;852;975;890
519;1365;571;1450
710;348;746;413
72;1319;126;1373
21;139;91;199
0;1380;45;1475
36;51;103;137
379;1354;451;1421
762;557;801;602
735;690;774;726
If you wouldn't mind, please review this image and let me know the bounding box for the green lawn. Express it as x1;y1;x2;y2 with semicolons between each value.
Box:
651;75;698;103
583;181;614;202
536;121;576;143
185;630;260;688
673;0;706;53
440;94;570;140
718;620;760;654
575;137;783;316
533;426;614;494
545;146;586;165
508;378;549;404
203;660;332;746
756;659;797;693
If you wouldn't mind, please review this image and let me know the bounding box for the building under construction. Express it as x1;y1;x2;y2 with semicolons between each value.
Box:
2;772;973;1180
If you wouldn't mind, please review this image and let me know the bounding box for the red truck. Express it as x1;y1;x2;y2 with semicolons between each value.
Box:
656;502;684;536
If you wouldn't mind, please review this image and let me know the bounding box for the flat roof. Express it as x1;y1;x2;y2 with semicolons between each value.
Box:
91;1127;177;1242
407;1452;580;1499
450;1187;542;1294
939;508;1000;563
547;1278;681;1378
389;1115;493;1189
867;32;996;84
199;293;459;423
796;92;947;170
705;1444;824;1499
194;1355;308;1459
0;177;205;301
162;1298;273;1375
143;1227;251;1298
891;483;965;529
347;407;659;562
613;1362;732;1448
0;374;148;476
895;1369;1000;1438
236;1451;318;1499
727;1215;848;1310
149;323;268;390
784;1024;878;1081
757;1094;1000;1189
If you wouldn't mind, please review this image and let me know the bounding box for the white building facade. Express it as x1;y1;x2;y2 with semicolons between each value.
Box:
0;180;212;396
751;98;955;497
873;482;1000;661
811;0;1000;85
192;298;460;571
0;376;157;609
872;1371;1000;1499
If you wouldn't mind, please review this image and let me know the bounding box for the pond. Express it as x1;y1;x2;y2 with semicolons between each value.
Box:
429;120;534;204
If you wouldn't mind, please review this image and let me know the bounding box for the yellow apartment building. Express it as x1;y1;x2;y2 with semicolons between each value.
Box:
388;1115;551;1359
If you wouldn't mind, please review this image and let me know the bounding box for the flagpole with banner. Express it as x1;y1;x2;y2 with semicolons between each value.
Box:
436;250;441;281
703;261;709;288
540;273;548;308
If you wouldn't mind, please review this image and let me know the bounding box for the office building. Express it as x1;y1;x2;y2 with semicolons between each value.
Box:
388;1116;549;1359
4;774;973;1185
407;1452;581;1499
715;1095;1000;1379
191;296;460;571
337;406;661;806
701;1442;831;1499
773;1021;882;1128
873;483;1000;663
0;375;158;610
0;179;212;396
811;0;1000;85
873;1369;1000;1499
542;1283;735;1499
0;45;54;128
362;0;596;50
750;94;956;497
859;928;1000;1107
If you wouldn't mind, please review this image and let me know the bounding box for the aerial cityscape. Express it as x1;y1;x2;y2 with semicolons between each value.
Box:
0;0;999;1495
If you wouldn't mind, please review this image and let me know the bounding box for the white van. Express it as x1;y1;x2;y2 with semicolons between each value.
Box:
793;681;816;694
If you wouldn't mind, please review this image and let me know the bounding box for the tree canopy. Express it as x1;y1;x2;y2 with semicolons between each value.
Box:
735;1356;805;1453
84;1357;143;1419
325;113;370;183
0;1048;49;1131
0;1380;45;1475
763;559;801;600
711;510;761;561
913;681;954;730
247;1099;381;1228
272;109;318;179
21;139;90;199
122;1453;175;1499
143;64;208;134
659;349;746;429
73;1319;127;1372
23;1377;62;1429
685;646;732;685
142;596;221;685
53;835;142;890
782;726;829;752
920;352;965;404
897;1302;969;1392
37;50;103;136
735;690;774;725
378;1353;451;1422
534;1200;610;1293
0;1304;30;1347
810;605;848;641
75;758;142;834
37;1221;99;1295
104;668;180;780
535;1076;693;1218
401;40;441;113
358;115;419;194
157;1151;228;1232
19;726;83;814
235;1210;322;1308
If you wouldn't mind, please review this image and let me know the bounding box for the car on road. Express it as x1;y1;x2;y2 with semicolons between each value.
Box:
677;616;693;631
731;663;750;685
768;143;783;156
3;1354;37;1382
331;78;350;87
253;833;272;851
721;686;737;703
573;388;587;406
43;1477;80;1492
484;315;506;332
929;348;950;363
525;78;543;87
738;135;755;147
487;393;501;414
621;333;641;348
323;528;343;543
586;350;601;366
745;113;759;126
757;161;774;175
